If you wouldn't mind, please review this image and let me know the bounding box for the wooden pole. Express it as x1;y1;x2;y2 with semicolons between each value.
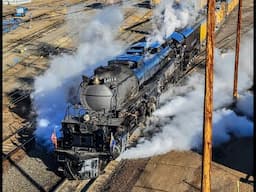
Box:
201;0;215;191
233;0;242;99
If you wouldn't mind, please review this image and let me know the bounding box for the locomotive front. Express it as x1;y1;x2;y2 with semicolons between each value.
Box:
55;63;139;179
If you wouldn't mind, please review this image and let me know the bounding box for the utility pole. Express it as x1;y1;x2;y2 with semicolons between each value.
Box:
233;0;242;100
201;0;215;191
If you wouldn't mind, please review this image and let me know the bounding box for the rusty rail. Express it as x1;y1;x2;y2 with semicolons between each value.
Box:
2;122;35;162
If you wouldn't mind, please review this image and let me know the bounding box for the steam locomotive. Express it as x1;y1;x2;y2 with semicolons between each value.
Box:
54;0;238;180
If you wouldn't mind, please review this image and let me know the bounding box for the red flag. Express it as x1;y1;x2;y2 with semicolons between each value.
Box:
51;129;57;148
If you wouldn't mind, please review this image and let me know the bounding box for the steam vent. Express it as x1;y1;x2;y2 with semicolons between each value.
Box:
3;0;254;191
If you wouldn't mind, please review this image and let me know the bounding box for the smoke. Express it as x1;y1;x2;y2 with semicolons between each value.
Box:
32;6;125;150
235;92;253;119
34;7;124;95
65;3;96;45
120;29;253;159
147;0;197;44
211;108;253;146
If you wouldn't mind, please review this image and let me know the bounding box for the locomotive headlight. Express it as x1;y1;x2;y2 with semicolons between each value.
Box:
83;114;90;122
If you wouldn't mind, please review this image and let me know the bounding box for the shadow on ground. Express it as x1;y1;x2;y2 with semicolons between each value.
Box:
134;0;153;9
7;88;34;120
212;137;254;185
5;84;64;191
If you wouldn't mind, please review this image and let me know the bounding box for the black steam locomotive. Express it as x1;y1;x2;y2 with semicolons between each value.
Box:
51;0;239;180
54;18;205;179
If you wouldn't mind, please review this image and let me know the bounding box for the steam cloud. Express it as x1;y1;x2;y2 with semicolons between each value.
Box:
31;1;253;157
32;6;125;150
147;0;198;44
120;29;253;159
235;92;253;119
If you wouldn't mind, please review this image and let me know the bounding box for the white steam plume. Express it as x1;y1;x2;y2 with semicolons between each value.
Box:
120;29;253;159
235;92;253;119
65;3;96;45
34;7;124;94
147;0;198;44
32;6;125;150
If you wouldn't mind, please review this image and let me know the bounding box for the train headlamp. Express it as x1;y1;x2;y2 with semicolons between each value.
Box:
93;76;100;85
83;114;90;122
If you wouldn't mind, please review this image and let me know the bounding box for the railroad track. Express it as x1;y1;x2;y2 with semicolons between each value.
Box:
3;0;143;73
3;0;98;56
3;0;149;61
3;88;34;160
3;11;16;18
3;0;152;96
3;19;65;56
216;25;253;50
7;88;32;109
2;122;35;163
51;178;92;192
2;0;88;19
118;5;152;42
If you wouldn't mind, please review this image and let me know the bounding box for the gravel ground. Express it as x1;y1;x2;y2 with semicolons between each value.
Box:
3;146;61;192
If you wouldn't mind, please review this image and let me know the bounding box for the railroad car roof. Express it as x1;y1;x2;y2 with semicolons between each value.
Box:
126;49;144;54
180;27;194;38
114;53;143;63
130;41;161;49
130;41;147;49
167;32;184;43
133;45;171;80
149;41;161;48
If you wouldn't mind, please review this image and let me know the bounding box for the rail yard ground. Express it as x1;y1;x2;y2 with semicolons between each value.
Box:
2;0;254;191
